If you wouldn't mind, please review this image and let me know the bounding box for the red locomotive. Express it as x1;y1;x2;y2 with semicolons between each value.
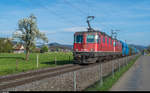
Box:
73;16;122;64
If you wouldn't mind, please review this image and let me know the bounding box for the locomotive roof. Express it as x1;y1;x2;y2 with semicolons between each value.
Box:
75;30;120;42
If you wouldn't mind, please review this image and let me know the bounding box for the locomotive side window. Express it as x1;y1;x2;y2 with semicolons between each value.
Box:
75;35;83;43
87;35;95;43
103;37;105;43
110;39;112;45
107;37;109;45
97;35;100;43
113;40;116;46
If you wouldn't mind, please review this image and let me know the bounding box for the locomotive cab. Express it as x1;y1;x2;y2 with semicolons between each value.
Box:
74;31;99;52
73;31;100;64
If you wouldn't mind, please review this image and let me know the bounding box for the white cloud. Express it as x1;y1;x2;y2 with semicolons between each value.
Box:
63;27;87;32
0;30;14;34
40;30;56;34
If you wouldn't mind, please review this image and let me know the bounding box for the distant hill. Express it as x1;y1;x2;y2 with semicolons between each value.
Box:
128;44;147;51
12;41;73;50
48;42;73;49
36;42;73;51
11;41;18;45
48;42;73;50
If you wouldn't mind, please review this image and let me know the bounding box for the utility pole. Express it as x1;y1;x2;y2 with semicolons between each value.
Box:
125;40;128;65
111;29;119;39
125;40;127;44
111;29;120;52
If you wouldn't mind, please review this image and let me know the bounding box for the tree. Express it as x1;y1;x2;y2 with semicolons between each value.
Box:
4;39;13;53
13;14;48;61
0;38;13;53
147;46;150;53
40;45;48;53
30;43;36;53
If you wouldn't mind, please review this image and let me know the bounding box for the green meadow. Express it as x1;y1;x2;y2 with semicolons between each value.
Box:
0;52;73;76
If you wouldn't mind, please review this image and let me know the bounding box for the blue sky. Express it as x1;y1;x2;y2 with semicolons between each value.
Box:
0;0;150;46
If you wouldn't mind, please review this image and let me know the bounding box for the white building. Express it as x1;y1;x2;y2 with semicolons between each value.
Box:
13;45;25;54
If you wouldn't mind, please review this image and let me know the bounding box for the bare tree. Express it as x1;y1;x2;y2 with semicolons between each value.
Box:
13;14;48;61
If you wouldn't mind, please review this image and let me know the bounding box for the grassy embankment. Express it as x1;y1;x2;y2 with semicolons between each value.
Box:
85;55;140;91
0;52;73;76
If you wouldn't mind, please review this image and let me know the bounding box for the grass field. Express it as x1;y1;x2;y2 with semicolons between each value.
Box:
85;55;140;91
0;52;73;76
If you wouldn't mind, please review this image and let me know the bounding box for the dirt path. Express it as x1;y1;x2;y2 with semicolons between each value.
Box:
110;55;150;91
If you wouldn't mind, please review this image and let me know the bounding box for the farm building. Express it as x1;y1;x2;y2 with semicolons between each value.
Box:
13;44;25;54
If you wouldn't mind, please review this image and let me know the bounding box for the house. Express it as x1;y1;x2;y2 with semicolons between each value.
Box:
13;44;25;54
34;48;41;53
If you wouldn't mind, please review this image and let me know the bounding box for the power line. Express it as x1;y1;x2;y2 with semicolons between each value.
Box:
83;0;118;32
29;0;82;28
63;0;89;16
63;0;109;31
111;29;120;39
30;0;119;36
63;0;89;27
22;0;82;44
44;5;78;27
85;0;92;16
64;0;108;30
34;0;114;33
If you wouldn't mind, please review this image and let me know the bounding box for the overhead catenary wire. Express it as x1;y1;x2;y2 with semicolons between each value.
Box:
0;32;10;38
84;0;121;39
63;0;89;16
63;0;96;29
83;0;118;32
26;0;85;44
63;0;89;28
44;5;79;27
30;0;120;38
34;1;84;45
33;0;115;33
66;0;113;32
29;0;83;28
86;0;90;16
62;0;92;27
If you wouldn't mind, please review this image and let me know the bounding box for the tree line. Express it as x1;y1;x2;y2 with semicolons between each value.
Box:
147;46;150;53
0;38;13;53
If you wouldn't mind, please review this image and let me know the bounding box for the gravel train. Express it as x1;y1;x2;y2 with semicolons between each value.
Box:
73;16;138;64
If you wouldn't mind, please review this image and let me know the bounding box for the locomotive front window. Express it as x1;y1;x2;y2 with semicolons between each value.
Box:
75;35;83;43
87;35;95;43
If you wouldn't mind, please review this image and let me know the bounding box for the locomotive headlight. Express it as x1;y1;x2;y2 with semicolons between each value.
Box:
76;49;78;51
91;48;94;51
78;55;81;58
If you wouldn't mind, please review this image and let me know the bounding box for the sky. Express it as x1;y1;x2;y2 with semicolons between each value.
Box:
0;0;150;46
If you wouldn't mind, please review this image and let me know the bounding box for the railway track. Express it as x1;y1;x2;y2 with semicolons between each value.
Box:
0;63;102;90
0;64;74;83
0;56;126;90
0;64;81;90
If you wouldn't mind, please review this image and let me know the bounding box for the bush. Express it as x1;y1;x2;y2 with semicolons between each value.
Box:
147;46;150;53
40;45;48;53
